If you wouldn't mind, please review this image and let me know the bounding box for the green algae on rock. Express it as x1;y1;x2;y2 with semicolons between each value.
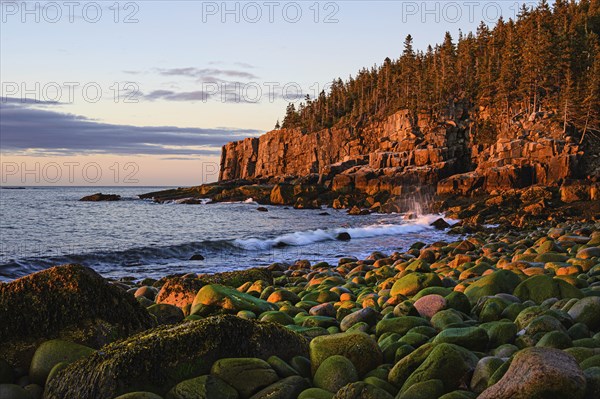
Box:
0;264;156;368
310;332;382;377
43;315;309;399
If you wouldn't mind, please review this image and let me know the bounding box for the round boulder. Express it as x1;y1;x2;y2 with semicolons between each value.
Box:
313;355;358;392
478;347;586;399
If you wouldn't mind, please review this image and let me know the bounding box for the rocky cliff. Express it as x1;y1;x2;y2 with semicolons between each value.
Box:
218;108;599;213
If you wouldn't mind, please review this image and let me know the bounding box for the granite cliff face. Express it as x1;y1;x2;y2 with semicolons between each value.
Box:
219;108;598;213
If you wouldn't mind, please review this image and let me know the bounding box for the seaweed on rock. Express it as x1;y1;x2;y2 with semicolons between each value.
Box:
43;315;309;399
0;264;156;367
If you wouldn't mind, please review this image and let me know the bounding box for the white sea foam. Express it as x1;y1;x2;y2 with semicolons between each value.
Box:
234;214;449;250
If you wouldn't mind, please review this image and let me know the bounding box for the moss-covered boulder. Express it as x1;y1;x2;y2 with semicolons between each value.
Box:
191;284;276;315
469;357;505;393
340;308;380;332
29;339;94;386
479;347;586;399
313;355;358;392
165;375;237;399
147;304;185;325
298;388;334;399
432;327;489;352
0;384;33;399
463;270;522;304
390;273;443;297
375;317;431;337
480;321;517;348
211;358;278;398
398;379;445;399
310;332;382;377
113;392;164;399
388;344;435;388
513;275;583;304
0;264;156;368
568;297;600;331
332;382;394;399
400;343;479;394
44;315;309;399
249;376;311;399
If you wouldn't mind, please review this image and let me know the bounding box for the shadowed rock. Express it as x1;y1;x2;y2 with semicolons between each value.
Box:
44;315;309;399
0;264;156;368
79;193;121;201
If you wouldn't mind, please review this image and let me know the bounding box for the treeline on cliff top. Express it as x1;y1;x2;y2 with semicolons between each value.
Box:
279;0;600;144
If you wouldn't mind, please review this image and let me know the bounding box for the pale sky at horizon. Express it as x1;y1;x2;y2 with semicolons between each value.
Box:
1;0;545;186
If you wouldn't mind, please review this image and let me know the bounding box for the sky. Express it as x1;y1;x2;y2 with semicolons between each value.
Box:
0;0;544;186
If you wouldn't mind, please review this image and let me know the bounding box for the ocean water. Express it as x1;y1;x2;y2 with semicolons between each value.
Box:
0;186;453;281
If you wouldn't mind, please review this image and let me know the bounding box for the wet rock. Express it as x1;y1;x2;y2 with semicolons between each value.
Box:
189;254;205;261
211;358;278;398
44;315;309;399
332;381;394;399
257;207;269;212
398;379;444;399
249;376;311;399
313;355;358;392
79;193;121;201
336;232;352;241
0;264;156;369
147;304;185;325
577;247;600;259
413;294;447;318
479;347;586;399
29;339;94;386
390;273;443;297
513;275;583;304
191;284;276;315
0;384;32;399
339;308;379;332
470;357;505;393
298;388;334;399
156;268;272;309
568;297;600;331
400;343;479;394
310;332;382;377
165;374;239;399
432;327;489;352
430;218;451;230
376;316;431;337
463;270;522;304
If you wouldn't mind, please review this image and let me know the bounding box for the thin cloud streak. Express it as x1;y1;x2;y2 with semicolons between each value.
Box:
0;99;261;156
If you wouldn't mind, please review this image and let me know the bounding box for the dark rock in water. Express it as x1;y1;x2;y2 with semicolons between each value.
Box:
336;232;352;241
274;242;288;248
44;315;310;399
0;264;156;368
257;207;269;212
79;193;121;201
178;198;204;205
318;212;330;216
348;206;369;215
430;218;451;230
189;254;205;261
